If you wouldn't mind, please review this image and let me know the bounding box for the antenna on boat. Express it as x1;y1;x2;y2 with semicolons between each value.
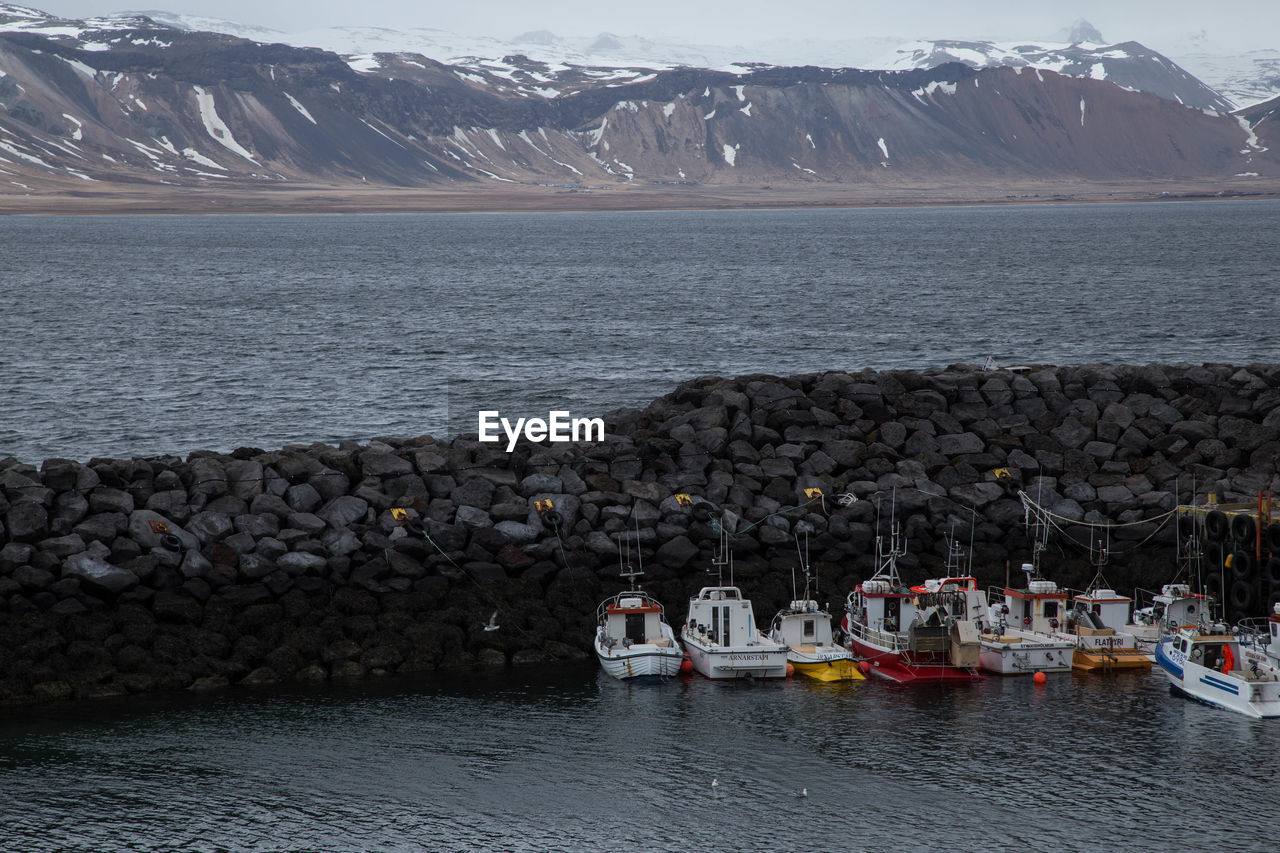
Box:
618;516;644;591
793;530;815;602
711;526;730;587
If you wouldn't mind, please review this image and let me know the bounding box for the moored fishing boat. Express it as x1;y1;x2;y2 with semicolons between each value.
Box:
1127;583;1215;655
768;536;862;681
1055;586;1151;672
840;522;982;685
593;544;684;682
980;570;1077;675
1155;626;1280;718
681;533;788;680
770;599;863;681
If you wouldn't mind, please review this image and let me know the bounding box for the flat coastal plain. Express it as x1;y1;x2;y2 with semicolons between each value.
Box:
3;177;1280;215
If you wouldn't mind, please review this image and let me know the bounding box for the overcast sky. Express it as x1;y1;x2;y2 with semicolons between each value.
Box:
26;2;1280;52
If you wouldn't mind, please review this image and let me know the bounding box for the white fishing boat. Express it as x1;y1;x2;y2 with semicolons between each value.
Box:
1055;586;1151;672
1155;626;1280;718
1128;583;1214;654
1127;515;1221;655
767;536;862;681
681;533;787;680
980;569;1077;675
593;545;684;682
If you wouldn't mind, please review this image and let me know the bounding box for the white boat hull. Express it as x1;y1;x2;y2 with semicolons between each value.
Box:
682;635;788;680
595;641;684;681
1156;638;1280;718
979;632;1075;675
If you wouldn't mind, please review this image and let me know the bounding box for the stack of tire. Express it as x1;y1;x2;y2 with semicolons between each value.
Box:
1202;509;1280;622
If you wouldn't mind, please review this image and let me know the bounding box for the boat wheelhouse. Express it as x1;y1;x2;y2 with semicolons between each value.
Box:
1128;583;1213;653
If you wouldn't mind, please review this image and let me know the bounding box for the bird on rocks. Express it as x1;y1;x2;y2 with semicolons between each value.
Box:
484;610;500;632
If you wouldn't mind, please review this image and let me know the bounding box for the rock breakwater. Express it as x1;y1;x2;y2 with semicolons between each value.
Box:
3;362;1279;704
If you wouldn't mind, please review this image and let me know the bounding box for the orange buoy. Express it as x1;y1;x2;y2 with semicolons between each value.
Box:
1033;671;1047;684
680;658;693;674
786;663;795;678
858;660;871;674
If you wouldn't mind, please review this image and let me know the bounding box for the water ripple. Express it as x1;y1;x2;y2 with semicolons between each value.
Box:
3;202;1279;462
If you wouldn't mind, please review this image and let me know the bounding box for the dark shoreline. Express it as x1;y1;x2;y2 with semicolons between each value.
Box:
3;179;1279;217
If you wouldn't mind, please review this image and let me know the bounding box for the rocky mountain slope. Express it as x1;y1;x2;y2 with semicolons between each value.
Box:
0;5;1276;197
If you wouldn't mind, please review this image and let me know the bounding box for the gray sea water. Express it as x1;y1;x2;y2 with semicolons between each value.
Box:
1;664;1278;852
2;200;1279;464
4;202;1280;850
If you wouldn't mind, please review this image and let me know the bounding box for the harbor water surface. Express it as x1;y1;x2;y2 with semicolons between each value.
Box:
1;665;1278;851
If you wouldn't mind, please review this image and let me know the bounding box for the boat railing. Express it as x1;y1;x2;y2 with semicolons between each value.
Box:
1235;617;1271;649
843;613;907;653
596;591;663;623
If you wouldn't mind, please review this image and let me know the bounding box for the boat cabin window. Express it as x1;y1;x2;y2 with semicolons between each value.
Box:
803;619;816;640
1272;624;1278;638
712;606;720;643
1022;600;1032;620
885;598;900;630
1043;601;1058;619
1091;604;1102;615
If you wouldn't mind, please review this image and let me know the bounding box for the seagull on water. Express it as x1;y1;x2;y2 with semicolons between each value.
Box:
797;788;808;798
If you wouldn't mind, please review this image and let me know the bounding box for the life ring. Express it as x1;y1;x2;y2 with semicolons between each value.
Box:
1231;514;1256;543
1230;550;1255;581
1023;616;1032;627
406;517;426;535
1204;509;1228;541
1228;579;1254;612
159;533;182;552
1264;556;1280;587
541;509;564;528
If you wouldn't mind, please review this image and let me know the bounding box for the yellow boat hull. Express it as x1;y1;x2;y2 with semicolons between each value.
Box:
792;658;865;681
1071;649;1151;672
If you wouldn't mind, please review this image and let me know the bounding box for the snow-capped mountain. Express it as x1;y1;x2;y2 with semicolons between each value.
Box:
1;3;1276;199
1176;49;1280;110
21;6;1277;112
871;37;1234;113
